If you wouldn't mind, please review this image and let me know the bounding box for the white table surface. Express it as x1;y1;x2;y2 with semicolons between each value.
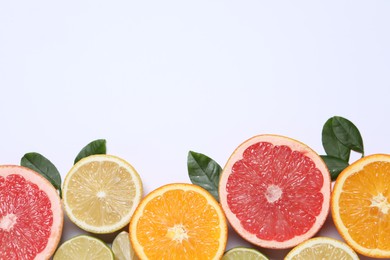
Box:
1;1;389;259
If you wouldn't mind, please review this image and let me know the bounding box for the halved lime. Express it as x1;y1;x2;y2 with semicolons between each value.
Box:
222;247;269;260
53;235;114;260
112;231;138;260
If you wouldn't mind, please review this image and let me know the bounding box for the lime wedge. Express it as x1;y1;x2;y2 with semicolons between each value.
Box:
53;235;114;260
222;247;269;260
112;231;138;260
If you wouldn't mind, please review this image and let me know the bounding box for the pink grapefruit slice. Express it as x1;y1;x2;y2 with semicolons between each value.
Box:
219;134;331;249
0;165;63;259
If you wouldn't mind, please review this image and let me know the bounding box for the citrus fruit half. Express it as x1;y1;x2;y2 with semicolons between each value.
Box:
129;183;228;260
0;165;63;259
112;231;138;260
284;237;359;259
222;247;269;260
62;154;143;234
219;134;331;249
53;235;114;260
332;154;390;258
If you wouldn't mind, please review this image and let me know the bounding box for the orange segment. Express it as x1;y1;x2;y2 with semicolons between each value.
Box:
332;154;390;258
130;183;227;260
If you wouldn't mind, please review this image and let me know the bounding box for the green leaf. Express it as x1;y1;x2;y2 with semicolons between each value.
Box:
74;139;106;164
320;155;349;181
187;151;222;202
322;117;351;161
332;116;364;156
21;152;62;195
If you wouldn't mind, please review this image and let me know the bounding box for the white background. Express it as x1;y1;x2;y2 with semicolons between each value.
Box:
1;1;389;259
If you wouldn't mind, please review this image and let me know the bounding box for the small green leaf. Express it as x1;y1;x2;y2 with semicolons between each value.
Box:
320;155;349;181
187;151;222;202
21;152;62;195
74;139;106;164
332;116;364;156
322;117;351;161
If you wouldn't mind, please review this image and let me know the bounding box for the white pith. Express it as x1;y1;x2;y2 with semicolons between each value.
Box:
0;213;17;231
265;184;282;203
370;193;390;215
167;224;189;242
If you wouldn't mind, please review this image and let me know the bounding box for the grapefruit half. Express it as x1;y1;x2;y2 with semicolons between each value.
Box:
0;165;63;259
219;134;331;249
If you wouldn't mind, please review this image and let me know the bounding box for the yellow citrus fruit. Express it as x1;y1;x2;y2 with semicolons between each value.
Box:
284;237;359;259
53;235;114;260
222;247;269;260
332;154;390;258
63;154;143;233
112;231;138;260
129;183;228;260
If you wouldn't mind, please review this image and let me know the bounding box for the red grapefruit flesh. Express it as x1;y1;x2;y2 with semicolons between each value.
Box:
0;165;63;259
219;135;331;249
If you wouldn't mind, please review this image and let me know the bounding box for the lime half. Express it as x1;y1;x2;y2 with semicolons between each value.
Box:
222;247;269;260
112;231;138;260
53;235;114;260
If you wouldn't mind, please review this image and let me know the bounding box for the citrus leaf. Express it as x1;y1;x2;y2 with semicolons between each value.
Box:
322;117;351;161
21;152;62;195
332;116;364;156
187;151;221;202
320;155;349;181
74;139;106;164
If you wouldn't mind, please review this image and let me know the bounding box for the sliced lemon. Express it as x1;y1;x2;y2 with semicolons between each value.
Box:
63;154;143;233
53;235;114;260
112;231;138;260
285;237;359;260
222;247;269;260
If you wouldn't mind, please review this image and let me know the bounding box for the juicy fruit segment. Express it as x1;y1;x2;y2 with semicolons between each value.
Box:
112;231;138;260
219;135;331;248
130;183;228;260
53;235;114;260
63;155;143;233
284;237;359;260
332;154;390;258
222;247;269;260
0;165;63;259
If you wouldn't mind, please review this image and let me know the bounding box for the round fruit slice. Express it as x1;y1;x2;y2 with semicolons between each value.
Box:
112;231;138;260
284;237;359;259
53;235;114;259
62;154;143;234
130;183;228;260
0;165;63;259
332;154;390;258
222;247;269;260
219;134;331;249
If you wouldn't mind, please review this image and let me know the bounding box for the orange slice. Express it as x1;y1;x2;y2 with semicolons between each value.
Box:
332;154;390;258
129;183;228;259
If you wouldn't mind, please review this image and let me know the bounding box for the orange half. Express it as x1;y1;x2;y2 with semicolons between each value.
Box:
332;154;390;258
129;183;227;260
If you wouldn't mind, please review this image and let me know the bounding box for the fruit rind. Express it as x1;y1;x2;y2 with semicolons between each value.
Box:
219;134;331;249
331;154;390;258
